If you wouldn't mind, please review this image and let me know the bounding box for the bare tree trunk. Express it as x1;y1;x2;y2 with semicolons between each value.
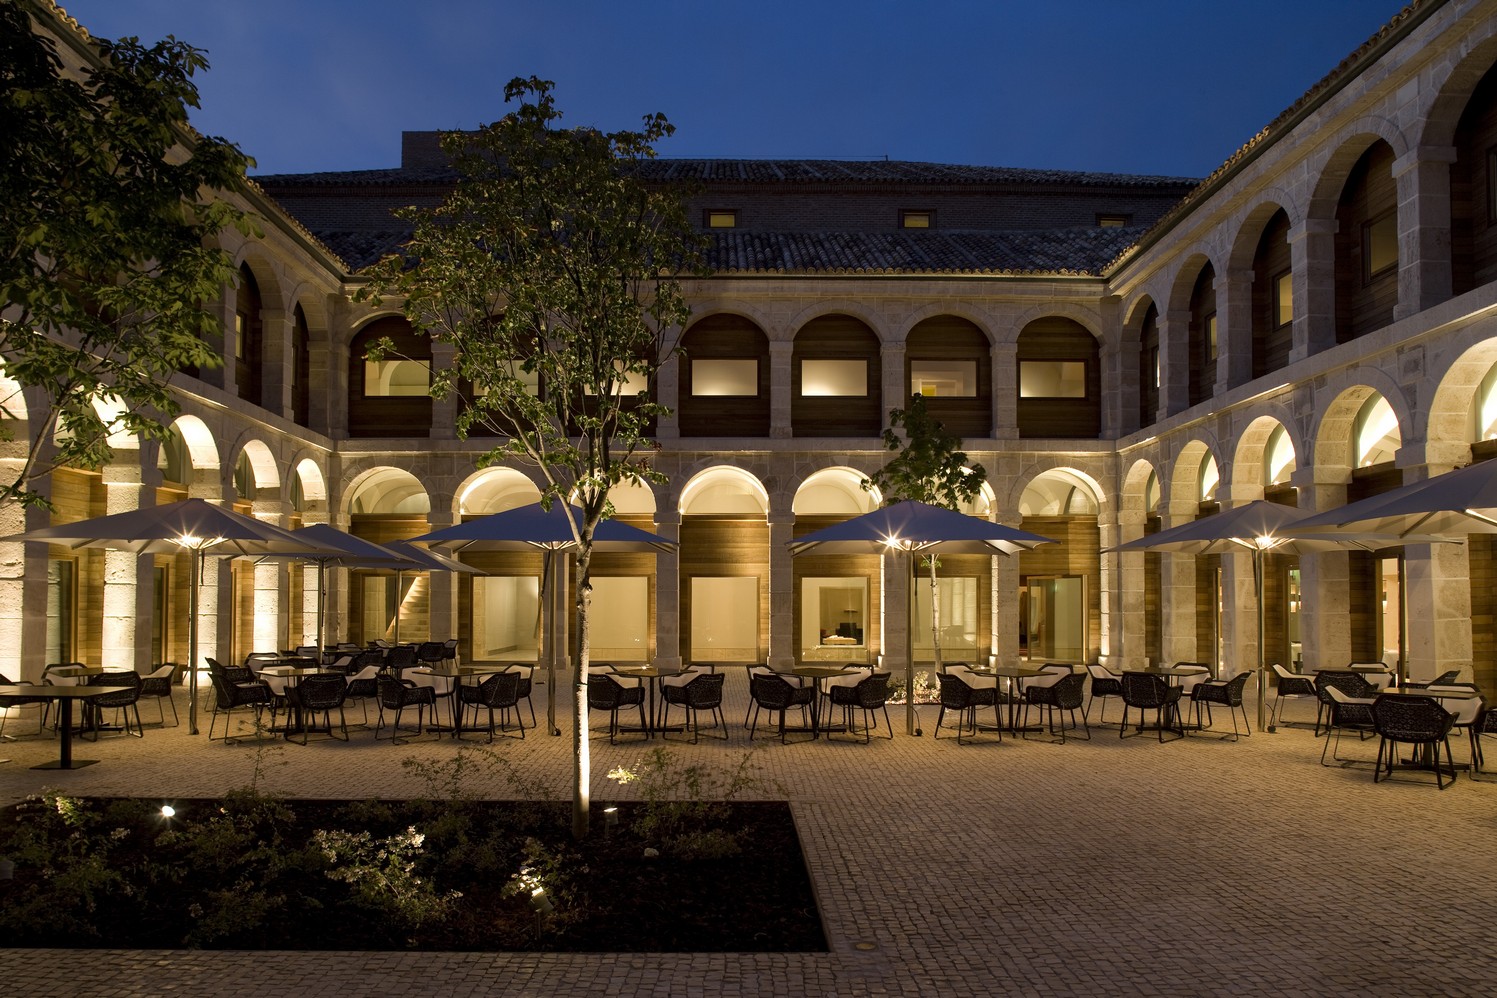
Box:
571;542;593;841
929;555;942;672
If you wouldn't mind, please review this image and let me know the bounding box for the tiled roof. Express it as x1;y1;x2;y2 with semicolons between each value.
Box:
317;224;1142;276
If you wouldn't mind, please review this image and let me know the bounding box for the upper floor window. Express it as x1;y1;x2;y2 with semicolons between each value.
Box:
911;360;976;397
900;210;932;229
364;358;431;397
706;210;738;229
1205;313;1218;362
1096;214;1131;227
692;358;758;396
801;359;867;396
1019;360;1086;398
1274;271;1293;327
1363;210;1398;281
233;313;247;359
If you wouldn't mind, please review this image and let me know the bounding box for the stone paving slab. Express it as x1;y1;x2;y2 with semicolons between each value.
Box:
0;678;1494;996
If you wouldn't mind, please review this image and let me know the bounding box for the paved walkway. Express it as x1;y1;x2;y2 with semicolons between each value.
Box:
1;676;1494;996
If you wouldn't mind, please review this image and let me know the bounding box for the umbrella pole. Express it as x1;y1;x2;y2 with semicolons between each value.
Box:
1255;548;1268;733
546;549;560;736
906;549;921;736
316;561;327;655
188;549;202;735
393;570;402;644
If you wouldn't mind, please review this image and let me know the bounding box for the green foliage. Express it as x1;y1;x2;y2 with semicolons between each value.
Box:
315;825;461;932
0;0;255;507
863;394;987;509
885;669;938;705
606;747;779;860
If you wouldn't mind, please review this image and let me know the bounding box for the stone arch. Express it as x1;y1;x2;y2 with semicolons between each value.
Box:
1120;458;1160;527
792;466;879;516
1227;196;1298;273
1016;467;1103;517
1007;302;1103;342
224;435;281;499
343;466;431;518
1306;124;1411;217
1168;438;1221;508
1414;21;1497;151
455;467;543;517
897;302;1000;347
1309;380;1413;485
1426;333;1497;458
1230;414;1300;495
679;465;769;517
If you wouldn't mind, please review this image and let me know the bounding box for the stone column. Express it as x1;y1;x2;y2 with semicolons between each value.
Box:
881;342;906;426
882;550;909;675
323;297;354;437
1095;294;1123;439
1219;269;1254;392
261;305;292;418
429;341;457;440
251;497;290;654
992;341;1018;438
100;461;150;672
1289;217;1338;360
769;341;793;439
653;510;682;669
767;509;795;668
1398;444;1472;681
425;508;458;643
1393;145;1456;319
1295;470;1353;669
1096;503;1121;666
1157;310;1191;417
1111;513;1149;671
1162;500;1199;664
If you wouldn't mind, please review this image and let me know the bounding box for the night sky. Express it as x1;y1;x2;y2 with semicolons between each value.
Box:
55;0;1402;180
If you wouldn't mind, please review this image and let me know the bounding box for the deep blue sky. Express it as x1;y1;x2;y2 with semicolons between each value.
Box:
56;1;1402;179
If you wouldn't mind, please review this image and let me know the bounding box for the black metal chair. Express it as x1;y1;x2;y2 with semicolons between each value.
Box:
661;672;728;743
1189;670;1252;740
934;673;1000;745
588;675;648;744
1373;694;1459;789
416;641;446;666
1023;671;1090;743
747;674;815;743
1319;685;1377;766
0;672;50;740
139;664;179;727
458;670;525;742
1269;664;1318;729
207;660;274;742
827;671;893;743
503;664;537;729
343;664;382;726
1119;672;1183;742
1312;670;1377;736
1084;664;1125;726
374;675;438;744
286;674;350;744
84;671;144;739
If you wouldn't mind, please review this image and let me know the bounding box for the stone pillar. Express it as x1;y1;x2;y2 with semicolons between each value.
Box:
0;448;32;678
189;480;229;671
882;551;909;675
881;342;906;430
1220;269;1254;391
1157;310;1191;417
252;497;289;654
1397;446;1472;681
429;341;457;440
1162;500;1199;664
769;341;793;439
1289;217;1338;360
992;341;1018;438
767;509;795;668
1095;294;1123;439
653;510;681;669
426;508;458;643
1111;513;1149;671
1295;471;1353;669
655;349;680;440
201;282;231;392
324;297;354;438
261;305;292;419
1096;504;1121;666
100;461;150;673
1393;145;1456;319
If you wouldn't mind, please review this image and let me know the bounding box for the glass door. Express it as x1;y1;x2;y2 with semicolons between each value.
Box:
1023;575;1085;663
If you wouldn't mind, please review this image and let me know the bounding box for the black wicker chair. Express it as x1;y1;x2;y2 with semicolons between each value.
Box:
934;673;999;745
661;672;728;743
827;671;894;743
1189;670;1252;741
1313;670;1378;736
1319;685;1377;766
386;645;419;675
458;670;525;742
343;664;382;726
1373;693;1458;789
84;671;144;739
0;672;50;739
1119;672;1183;742
589;675;648;744
503;665;537;729
138;664;179;727
286;673;350;744
1084;664;1125;726
416;641;446;666
1023;671;1090;743
207;660;274;742
374;675;438;744
1269;664;1318;729
747;674;815;743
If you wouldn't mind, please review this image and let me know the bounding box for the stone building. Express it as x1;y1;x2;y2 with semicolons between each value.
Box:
6;0;1497;693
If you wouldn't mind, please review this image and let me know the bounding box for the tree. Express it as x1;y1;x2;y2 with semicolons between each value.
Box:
0;0;253;508
862;393;987;669
358;77;706;839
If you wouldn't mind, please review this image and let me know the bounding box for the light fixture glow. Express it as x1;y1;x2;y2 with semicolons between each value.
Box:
160;805;175;818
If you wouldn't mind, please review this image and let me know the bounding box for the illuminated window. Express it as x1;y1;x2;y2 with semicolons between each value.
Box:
364;358;431;397
1355;395;1400;467
1019;361;1086;398
472;576;540;661
475;360;540;397
900;210;932;229
582;367;648;397
1205;313;1218;362
1364;210;1397;280
1274;271;1293;327
233;313;246;359
1265;424;1296;486
910;360;977;397
692;358;758;396
1199;455;1220;503
1488;148;1497;225
706;210;738;229
802;576;867;660
1150;347;1160;390
1096;214;1131;227
801;359;867;397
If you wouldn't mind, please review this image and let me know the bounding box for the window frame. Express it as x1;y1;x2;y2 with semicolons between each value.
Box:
799;358;869;398
900;210;933;229
705;209;738;229
1018;359;1089;400
1272;270;1293;328
1096;213;1132;227
1362;209;1398;283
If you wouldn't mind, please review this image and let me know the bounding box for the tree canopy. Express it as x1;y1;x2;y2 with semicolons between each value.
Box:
863;393;987;509
0;0;253;507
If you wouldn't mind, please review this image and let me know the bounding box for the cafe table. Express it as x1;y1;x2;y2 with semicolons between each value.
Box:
412;663;508;735
0;684;129;769
259;665;335;739
789;665;863;738
611;664;686;735
964;665;1047;733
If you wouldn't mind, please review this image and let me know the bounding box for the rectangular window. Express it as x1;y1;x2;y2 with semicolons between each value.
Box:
1364;210;1398;280
1150;347;1160;390
1488;147;1497;225
900;210;932;229
801;359;867;397
801;576;867;661
912;575;979;658
364;358;431;397
1096;214;1131;227
1205;313;1218;362
910;360;977;398
234;313;246;359
46;558;75;664
691;576;759;661
590;576;649;661
1019;360;1086;399
692;358;758;397
472;575;540;661
706;210;738;229
475;360;540;397
1274;270;1293;327
583;364;648;397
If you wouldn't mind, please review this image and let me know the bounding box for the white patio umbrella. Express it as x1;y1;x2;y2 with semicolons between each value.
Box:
787;500;1056;736
3;498;342;734
1110;499;1446;731
409;502;675;735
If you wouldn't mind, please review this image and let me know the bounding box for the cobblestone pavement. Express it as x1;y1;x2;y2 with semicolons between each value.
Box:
1;676;1494;996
